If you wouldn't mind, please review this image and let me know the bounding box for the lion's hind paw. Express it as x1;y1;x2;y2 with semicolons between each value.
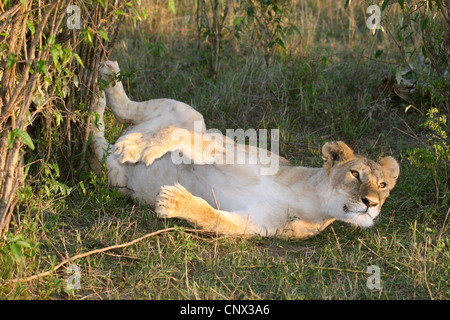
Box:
155;183;191;219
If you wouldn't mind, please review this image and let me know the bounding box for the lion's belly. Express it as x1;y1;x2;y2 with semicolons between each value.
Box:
125;153;269;214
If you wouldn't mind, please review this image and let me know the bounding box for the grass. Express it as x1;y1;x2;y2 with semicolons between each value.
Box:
0;0;448;300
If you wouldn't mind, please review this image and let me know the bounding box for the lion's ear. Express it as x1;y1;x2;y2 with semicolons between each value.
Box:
379;156;400;190
322;141;355;175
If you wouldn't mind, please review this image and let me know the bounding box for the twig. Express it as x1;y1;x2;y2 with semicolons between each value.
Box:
302;264;377;275
4;226;225;285
393;127;420;141
5;227;178;284
358;238;421;275
435;0;450;26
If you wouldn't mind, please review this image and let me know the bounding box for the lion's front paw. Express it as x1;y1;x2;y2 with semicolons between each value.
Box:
141;146;168;166
115;145;141;164
114;132;170;166
155;183;191;219
114;133;144;164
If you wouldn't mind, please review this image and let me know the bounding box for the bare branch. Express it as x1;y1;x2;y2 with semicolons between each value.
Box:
5;227;184;283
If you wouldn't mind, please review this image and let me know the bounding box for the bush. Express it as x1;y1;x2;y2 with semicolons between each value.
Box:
0;0;145;236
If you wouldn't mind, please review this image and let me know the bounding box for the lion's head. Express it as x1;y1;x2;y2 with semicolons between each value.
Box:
322;141;400;228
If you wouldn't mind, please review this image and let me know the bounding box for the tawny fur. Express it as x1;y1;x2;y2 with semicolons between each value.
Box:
88;61;400;239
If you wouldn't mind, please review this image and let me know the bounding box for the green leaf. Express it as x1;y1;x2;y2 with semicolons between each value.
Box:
36;60;46;73
51;46;61;69
288;23;301;35
381;0;391;11
73;74;79;88
15;240;32;248
277;37;286;50
10;244;22;263
84;29;94;47
92;111;100;129
33;94;44;107
48;34;56;46
233;17;244;26
7;131;14;149
375;50;383;58
98;29;110;42
344;0;351;9
7;53;17;70
73;53;85;68
55;111;62;127
11;128;35;150
421;17;429;31
79;181;86;195
141;8;149;20
422;45;428;59
114;9;125;17
168;0;176;14
26;20;35;35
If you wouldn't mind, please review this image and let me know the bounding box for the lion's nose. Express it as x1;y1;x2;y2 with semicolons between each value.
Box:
362;197;378;208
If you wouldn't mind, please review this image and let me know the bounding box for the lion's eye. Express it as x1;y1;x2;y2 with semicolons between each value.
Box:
379;182;387;189
350;170;360;179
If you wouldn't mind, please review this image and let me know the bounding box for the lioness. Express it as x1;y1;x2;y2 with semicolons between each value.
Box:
89;61;399;239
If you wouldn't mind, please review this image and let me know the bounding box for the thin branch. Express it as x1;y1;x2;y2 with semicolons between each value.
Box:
0;2;57;123
5;227;178;284
436;0;450;26
0;4;21;21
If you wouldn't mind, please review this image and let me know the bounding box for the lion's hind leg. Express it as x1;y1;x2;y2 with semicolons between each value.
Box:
88;94;128;193
155;183;254;236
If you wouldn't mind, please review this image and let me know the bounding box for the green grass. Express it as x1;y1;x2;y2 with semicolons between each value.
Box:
0;0;448;300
